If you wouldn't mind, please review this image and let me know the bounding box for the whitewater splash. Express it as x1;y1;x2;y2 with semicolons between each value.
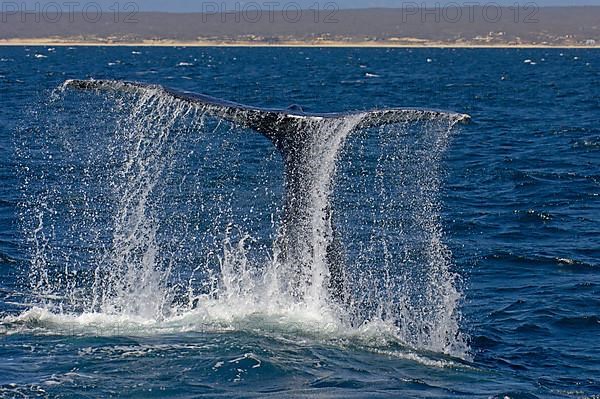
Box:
13;82;469;359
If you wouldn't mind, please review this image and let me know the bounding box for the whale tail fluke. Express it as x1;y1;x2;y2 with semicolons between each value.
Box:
61;78;470;302
62;79;470;150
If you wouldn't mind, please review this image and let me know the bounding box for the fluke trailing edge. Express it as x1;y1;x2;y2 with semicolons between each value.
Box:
62;79;470;153
62;78;470;301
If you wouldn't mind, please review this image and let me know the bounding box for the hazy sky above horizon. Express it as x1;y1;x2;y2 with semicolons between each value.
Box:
11;0;600;12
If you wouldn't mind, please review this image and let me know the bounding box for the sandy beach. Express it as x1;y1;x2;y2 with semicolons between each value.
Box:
1;38;599;48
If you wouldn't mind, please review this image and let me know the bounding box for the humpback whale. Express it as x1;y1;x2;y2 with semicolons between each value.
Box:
62;79;470;301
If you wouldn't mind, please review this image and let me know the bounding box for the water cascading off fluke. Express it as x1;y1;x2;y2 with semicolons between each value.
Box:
22;79;470;357
61;79;470;305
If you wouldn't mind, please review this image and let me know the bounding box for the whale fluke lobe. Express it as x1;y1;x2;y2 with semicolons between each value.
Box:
62;78;470;301
62;79;470;147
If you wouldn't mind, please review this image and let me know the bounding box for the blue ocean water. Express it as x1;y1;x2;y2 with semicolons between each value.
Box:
0;47;599;398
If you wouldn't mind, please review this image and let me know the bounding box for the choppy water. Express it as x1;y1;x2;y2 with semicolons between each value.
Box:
0;47;599;398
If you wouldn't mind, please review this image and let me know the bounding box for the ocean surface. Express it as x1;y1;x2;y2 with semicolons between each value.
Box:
0;47;598;398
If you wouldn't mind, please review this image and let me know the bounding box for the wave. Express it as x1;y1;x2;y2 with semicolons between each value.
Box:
488;252;598;270
554;315;600;330
489;392;540;399
572;138;600;149
0;306;470;368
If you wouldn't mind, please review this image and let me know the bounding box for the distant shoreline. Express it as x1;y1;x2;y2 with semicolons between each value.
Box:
2;7;598;50
1;39;599;48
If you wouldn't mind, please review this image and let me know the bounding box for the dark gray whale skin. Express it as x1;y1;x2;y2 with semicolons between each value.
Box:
62;79;470;149
63;79;470;301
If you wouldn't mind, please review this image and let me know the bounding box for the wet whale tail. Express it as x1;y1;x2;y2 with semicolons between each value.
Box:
62;79;470;301
62;79;470;152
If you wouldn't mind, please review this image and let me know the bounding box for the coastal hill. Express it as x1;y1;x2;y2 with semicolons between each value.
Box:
1;6;599;46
